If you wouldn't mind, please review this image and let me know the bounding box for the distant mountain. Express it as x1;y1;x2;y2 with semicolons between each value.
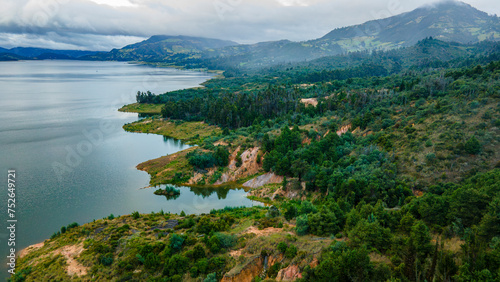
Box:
0;47;98;61
283;38;500;82
315;0;499;53
195;0;500;68
0;53;26;61
82;35;238;61
3;1;498;67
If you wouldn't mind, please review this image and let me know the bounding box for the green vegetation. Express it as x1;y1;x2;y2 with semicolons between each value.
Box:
123;119;221;144
119;102;163;114
14;37;500;281
154;186;181;200
82;2;499;69
187;146;230;169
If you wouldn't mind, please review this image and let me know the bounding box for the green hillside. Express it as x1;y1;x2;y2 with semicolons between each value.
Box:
13;37;500;281
83;35;237;62
184;1;500;69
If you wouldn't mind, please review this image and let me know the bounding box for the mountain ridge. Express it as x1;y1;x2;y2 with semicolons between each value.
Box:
82;35;238;62
202;0;499;68
0;47;99;61
2;1;499;66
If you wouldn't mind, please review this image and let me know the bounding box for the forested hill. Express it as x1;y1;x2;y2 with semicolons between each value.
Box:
0;47;98;61
10;2;500;282
14;36;500;281
81;35;238;62
111;0;500;69
192;1;498;69
4;1;499;66
318;1;499;51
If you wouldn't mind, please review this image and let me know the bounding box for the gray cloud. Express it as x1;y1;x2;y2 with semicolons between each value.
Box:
0;0;498;50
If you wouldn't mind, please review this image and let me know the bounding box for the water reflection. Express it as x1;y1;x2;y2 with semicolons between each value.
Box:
156;193;181;201
163;135;182;146
189;185;231;199
154;185;250;200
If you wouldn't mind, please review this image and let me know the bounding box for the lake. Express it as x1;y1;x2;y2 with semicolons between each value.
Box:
0;60;259;277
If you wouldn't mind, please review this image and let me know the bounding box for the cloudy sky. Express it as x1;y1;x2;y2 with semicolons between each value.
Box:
0;0;498;51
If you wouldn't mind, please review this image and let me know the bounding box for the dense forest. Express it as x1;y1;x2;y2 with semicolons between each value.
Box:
13;38;500;281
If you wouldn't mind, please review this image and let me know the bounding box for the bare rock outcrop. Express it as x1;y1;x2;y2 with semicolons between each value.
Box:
276;265;302;281
242;172;283;188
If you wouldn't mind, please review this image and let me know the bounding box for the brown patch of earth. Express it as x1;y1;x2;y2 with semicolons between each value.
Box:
243;172;283;189
18;242;44;258
214;140;229;146
243;226;294;237
336;124;351;136
300;98;318;107
216;147;262;184
55;242;88;277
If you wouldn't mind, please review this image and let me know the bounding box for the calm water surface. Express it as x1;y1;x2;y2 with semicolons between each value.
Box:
0;61;259;277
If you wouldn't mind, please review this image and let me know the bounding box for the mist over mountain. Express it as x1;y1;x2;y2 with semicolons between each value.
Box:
2;1;499;66
317;1;499;51
202;0;499;68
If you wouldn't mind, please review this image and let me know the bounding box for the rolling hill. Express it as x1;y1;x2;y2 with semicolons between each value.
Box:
0;47;99;61
82;35;238;62
315;0;499;53
199;0;500;68
2;1;498;67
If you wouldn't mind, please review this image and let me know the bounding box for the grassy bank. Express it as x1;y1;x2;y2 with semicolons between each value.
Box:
118;103;163;114
123;118;221;145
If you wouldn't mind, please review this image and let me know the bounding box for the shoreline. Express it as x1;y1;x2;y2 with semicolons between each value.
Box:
120;106;284;193
18;242;45;259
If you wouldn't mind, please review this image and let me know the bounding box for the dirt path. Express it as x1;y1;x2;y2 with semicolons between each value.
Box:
55;243;88;277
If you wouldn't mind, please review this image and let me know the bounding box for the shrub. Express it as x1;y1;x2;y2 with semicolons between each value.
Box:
192;244;206;260
187;150;217;169
208;236;221;253
464;136;481;154
267;205;281;218
188;147;230;169
164;254;189;276
285;245;298;259
425;153;436;163
278;242;288;253
99;253;113;266
204;273;217;282
190;266;199;278
268;262;282;278
299;201;317;215
170;234;185;252
131;211;140;219
214;233;236;249
296;214;309;235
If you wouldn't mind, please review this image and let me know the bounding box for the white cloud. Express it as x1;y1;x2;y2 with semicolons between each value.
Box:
89;0;138;7
0;0;497;50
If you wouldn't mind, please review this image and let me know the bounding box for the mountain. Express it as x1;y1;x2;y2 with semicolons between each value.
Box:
82;35;238;61
4;1;498;67
315;0;499;53
193;0;500;68
0;47;98;61
0;53;25;61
